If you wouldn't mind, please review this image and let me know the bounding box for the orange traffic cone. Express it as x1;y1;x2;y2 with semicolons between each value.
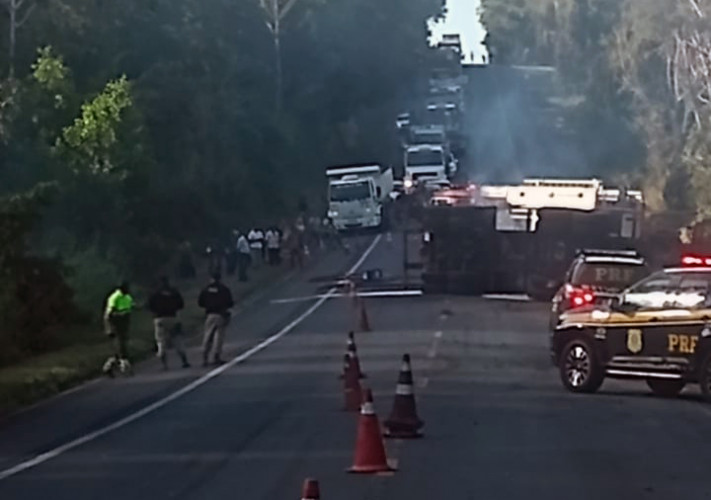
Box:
358;296;371;333
384;354;424;438
340;332;365;379
347;388;396;474
343;355;363;412
301;478;320;500
347;331;358;355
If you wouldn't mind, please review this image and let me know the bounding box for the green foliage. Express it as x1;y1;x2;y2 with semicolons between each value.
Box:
0;0;445;369
56;76;132;175
479;0;711;215
31;46;69;107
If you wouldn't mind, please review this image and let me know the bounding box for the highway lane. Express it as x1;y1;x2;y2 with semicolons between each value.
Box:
3;233;711;499
0;238;372;473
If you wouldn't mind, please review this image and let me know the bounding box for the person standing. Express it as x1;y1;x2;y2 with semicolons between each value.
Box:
147;276;190;370
248;227;264;267
205;243;223;277
177;241;196;280
236;231;251;282
103;281;134;377
198;273;235;366
265;227;281;266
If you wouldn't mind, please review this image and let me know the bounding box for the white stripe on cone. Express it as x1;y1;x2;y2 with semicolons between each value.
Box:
361;402;375;415
395;384;413;396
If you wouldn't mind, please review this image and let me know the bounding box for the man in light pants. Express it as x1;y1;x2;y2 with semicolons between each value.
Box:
198;273;235;367
148;276;190;370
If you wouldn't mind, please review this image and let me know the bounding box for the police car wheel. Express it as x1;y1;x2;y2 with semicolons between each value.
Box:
559;339;604;393
646;379;685;398
699;353;711;402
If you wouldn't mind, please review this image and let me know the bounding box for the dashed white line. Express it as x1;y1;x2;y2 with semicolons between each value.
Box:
420;331;443;389
0;235;382;482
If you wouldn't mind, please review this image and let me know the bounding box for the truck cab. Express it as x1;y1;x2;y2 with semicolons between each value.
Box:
409;124;448;149
326;165;393;231
404;145;456;193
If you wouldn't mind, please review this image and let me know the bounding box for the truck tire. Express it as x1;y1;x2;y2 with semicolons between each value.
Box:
646;379;685;398
559;338;604;394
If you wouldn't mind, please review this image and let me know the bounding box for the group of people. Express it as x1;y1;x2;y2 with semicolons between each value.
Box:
102;273;235;376
101;214;347;376
203;226;287;283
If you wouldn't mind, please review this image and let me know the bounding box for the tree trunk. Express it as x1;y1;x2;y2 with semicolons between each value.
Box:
9;0;16;78
273;12;282;116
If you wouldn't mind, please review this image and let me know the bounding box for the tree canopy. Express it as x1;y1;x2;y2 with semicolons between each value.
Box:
480;0;711;214
0;0;444;362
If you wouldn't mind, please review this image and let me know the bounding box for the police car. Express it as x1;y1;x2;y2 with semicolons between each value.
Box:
551;256;711;400
549;249;649;330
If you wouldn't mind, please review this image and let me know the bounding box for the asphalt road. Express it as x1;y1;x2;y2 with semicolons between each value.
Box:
2;233;711;499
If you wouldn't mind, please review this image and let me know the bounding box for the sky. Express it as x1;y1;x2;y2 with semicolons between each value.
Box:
430;0;488;64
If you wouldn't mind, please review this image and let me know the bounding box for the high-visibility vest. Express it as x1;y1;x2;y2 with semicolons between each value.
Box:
106;289;134;316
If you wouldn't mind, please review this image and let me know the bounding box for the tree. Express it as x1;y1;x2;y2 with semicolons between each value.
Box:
260;0;302;115
1;0;35;77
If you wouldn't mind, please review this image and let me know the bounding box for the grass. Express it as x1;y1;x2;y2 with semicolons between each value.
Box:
0;264;289;417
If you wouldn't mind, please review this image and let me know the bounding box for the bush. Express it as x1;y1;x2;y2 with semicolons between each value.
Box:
62;245;123;318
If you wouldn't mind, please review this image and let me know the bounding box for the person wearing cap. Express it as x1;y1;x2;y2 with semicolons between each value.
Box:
103;281;134;376
197;272;235;366
148;276;190;370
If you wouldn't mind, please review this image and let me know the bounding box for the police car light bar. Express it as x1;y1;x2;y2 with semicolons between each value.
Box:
682;255;711;266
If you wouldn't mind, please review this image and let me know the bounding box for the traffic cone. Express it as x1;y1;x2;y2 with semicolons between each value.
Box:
347;331;358;355
301;478;320;500
343;355;362;412
358;296;371;333
347;388;396;474
346;332;366;379
384;354;424;438
340;332;365;379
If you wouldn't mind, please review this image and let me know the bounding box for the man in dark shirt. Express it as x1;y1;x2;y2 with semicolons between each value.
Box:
148;276;190;369
198;272;235;366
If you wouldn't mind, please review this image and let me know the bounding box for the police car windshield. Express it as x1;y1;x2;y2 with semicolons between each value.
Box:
571;262;647;289
623;270;711;310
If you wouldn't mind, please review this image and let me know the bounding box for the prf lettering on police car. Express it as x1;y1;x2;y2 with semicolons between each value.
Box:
667;334;699;354
595;267;634;282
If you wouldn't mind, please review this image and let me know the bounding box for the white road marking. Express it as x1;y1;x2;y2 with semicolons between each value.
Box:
482;294;531;302
420;331;443;389
427;331;443;359
270;289;423;304
0;235;382;482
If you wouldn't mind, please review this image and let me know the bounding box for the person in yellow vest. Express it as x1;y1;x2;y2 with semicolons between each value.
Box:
103;281;134;376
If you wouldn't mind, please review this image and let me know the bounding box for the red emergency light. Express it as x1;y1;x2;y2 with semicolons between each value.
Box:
682;255;711;266
564;284;595;308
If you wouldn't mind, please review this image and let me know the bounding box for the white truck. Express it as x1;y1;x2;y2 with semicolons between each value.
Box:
409;124;448;148
326;164;393;231
403;144;457;193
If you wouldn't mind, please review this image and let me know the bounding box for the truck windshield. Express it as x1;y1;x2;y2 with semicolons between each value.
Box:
330;181;371;202
412;133;445;145
407;150;443;167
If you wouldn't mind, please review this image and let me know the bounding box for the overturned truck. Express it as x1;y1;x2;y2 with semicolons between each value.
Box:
421;179;644;298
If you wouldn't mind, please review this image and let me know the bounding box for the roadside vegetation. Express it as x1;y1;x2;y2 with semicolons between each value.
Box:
0;0;444;386
480;0;711;214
